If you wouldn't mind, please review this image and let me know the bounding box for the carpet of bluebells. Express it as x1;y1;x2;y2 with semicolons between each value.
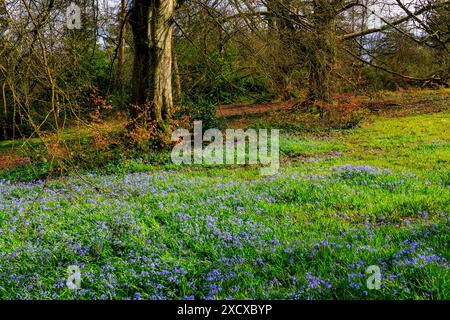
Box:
0;113;449;299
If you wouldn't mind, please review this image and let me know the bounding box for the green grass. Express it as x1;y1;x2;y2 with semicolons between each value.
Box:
0;112;449;300
337;113;450;169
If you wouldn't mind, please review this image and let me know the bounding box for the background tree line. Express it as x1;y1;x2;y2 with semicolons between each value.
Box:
0;0;448;142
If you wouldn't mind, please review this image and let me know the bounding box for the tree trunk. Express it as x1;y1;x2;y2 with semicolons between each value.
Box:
152;0;175;121
267;0;296;99
307;0;337;103
116;0;127;89
172;40;182;102
130;0;175;124
130;0;151;121
1;82;7;141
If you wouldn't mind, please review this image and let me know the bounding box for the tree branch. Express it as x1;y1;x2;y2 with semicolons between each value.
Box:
342;1;449;40
344;47;444;83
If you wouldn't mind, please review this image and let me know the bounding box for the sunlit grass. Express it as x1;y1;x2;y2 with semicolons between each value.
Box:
0;108;449;300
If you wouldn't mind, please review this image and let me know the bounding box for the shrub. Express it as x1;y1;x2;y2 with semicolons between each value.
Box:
322;95;368;129
175;99;224;130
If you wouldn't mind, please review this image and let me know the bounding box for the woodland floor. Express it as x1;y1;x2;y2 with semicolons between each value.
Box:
0;89;449;299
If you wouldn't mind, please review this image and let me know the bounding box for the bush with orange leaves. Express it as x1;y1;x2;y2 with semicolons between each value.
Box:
321;94;368;129
88;88;114;123
127;105;191;151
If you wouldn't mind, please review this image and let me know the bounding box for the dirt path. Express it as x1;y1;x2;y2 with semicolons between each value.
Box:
217;101;297;117
217;89;450;117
